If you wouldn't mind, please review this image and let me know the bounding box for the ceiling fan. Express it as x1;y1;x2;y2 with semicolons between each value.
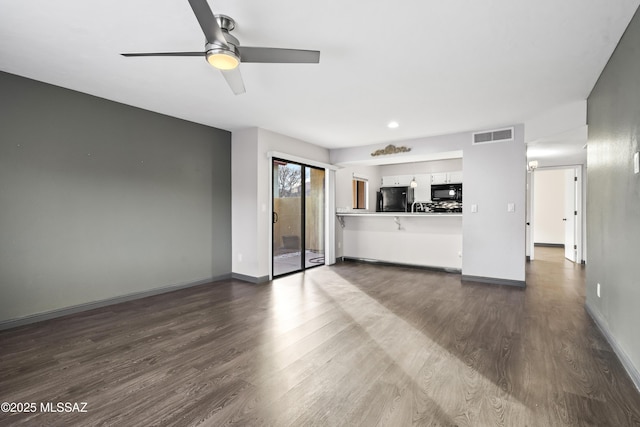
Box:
121;0;320;95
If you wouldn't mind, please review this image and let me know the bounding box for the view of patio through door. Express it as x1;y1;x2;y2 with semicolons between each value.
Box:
272;159;325;277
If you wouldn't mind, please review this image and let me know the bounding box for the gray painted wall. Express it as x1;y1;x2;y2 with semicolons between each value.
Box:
586;7;640;384
0;72;231;323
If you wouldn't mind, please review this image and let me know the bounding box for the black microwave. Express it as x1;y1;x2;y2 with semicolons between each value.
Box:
431;183;462;202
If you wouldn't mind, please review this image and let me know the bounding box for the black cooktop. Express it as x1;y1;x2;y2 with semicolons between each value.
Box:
432;207;462;213
413;201;462;213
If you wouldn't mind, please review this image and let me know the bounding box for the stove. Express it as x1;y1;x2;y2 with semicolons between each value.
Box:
412;201;462;213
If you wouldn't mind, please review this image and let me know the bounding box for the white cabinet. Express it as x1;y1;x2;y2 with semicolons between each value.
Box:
399;175;413;186
449;171;463;184
413;174;431;201
430;173;448;185
382;175;413;186
382;171;461;198
381;176;396;186
431;171;463;184
382;174;431;200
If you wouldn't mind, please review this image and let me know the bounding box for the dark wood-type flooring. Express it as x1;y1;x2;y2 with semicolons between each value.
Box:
1;247;640;426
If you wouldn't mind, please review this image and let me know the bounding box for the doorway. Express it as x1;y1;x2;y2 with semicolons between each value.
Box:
272;158;326;277
529;166;583;263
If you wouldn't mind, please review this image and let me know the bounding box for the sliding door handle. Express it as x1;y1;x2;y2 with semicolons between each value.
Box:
273;212;279;224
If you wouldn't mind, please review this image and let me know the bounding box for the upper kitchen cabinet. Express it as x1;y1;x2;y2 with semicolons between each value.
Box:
430;173;448;185
431;171;463;184
413;174;431;201
449;171;463;183
381;174;431;200
381;175;413;186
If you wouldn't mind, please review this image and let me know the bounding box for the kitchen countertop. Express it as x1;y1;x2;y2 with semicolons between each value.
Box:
336;211;462;217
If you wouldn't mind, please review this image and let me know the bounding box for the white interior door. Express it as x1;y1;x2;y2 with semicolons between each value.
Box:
564;169;577;262
526;171;534;260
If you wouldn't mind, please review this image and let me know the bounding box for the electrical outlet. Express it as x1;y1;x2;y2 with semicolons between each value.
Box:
597;283;601;298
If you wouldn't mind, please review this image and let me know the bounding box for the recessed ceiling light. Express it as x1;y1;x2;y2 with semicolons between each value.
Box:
387;121;399;129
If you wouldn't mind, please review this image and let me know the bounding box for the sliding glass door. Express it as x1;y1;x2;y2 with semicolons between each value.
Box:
305;166;325;269
272;159;325;277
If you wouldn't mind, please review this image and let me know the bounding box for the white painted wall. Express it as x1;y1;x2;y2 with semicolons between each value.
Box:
342;216;463;269
232;128;330;281
335;165;381;212
232;128;260;278
524;100;586;144
331;125;527;283
533;169;565;244
335;164;380;259
378;158;463;178
331;132;467;165
462;125;526;282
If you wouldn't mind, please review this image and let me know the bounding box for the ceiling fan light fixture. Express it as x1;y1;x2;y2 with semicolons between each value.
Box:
123;3;320;96
206;47;240;70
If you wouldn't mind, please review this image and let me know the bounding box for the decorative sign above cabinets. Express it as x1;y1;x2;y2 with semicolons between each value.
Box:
371;144;411;157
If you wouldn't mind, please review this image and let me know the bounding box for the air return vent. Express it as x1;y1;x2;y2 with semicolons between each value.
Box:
472;127;514;144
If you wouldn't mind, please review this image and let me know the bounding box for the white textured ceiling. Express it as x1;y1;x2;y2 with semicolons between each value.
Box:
1;0;638;150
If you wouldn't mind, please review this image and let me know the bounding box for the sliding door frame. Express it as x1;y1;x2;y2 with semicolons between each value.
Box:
271;157;325;278
267;151;337;280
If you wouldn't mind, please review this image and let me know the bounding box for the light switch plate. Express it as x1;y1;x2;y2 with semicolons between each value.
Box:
507;203;515;213
471;204;478;213
634;151;639;174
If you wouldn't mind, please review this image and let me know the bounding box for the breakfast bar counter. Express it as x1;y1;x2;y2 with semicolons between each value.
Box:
336;211;463;271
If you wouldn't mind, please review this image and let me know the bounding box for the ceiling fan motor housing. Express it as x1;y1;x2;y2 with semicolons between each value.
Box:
215;15;236;32
205;14;241;66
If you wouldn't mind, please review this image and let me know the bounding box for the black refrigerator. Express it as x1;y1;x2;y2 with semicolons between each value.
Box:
377;187;414;212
